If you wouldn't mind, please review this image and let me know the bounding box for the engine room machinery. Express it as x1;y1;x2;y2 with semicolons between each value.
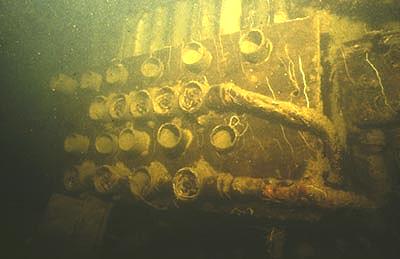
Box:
42;0;400;257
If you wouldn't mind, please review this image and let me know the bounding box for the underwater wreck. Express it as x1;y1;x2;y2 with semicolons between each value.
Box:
40;0;400;257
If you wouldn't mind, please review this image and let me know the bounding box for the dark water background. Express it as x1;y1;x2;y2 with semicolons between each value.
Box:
1;1;400;258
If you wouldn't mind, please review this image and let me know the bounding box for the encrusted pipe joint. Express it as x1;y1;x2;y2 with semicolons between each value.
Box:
172;159;216;202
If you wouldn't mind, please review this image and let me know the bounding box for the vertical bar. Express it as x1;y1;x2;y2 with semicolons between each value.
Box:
134;12;151;55
150;5;169;53
171;1;192;46
200;0;218;40
219;0;242;35
241;0;271;29
189;0;202;41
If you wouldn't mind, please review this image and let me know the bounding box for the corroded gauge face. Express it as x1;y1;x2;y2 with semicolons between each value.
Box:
157;123;182;150
153;86;176;115
109;94;130;120
140;57;164;79
210;125;237;152
173;168;201;202
182;41;212;73
239;29;272;63
178;81;204;113
130;90;153;118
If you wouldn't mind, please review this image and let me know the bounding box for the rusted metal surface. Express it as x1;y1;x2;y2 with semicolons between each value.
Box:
334;30;400;127
53;13;400;222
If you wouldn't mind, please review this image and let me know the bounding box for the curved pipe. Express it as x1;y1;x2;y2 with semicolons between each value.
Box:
206;83;345;182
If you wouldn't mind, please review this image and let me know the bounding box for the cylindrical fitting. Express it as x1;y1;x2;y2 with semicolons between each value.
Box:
129;161;170;199
181;41;212;73
239;29;272;63
172;159;216;202
64;134;90;154
105;63;129;85
178;81;206;113
118;127;150;156
130;90;153;118
231;176;265;197
63;160;96;192
173;168;202;202
157;122;192;156
140;57;164;79
95;133;119;155
80;71;103;92
153;86;177;115
89;96;110;121
129;167;150;199
210;125;238;152
93;163;130;194
108;93;131;120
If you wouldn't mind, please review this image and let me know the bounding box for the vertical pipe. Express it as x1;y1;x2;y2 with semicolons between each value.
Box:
117;16;138;59
189;0;202;41
171;1;192;46
273;0;289;23
134;12;151;56
241;0;271;29
150;5;169;53
219;0;242;35
200;0;218;40
254;0;271;27
241;0;254;29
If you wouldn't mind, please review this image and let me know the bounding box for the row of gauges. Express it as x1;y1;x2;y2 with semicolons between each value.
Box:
88;80;206;121
64;157;238;202
64;117;245;157
50;29;272;95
